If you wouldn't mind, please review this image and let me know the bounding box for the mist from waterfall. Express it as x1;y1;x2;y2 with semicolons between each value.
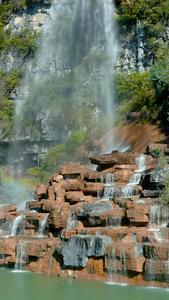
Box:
9;0;117;173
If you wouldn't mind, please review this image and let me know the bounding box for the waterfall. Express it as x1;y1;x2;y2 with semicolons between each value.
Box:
67;213;77;229
128;154;146;185
38;215;49;236
103;184;139;199
10;0;117;172
10;214;25;236
135;154;146;172
101;155;147;201
107;247;118;276
164;250;169;282
120;248;127;276
105;173;116;186
48;244;55;275
149;205;169;229
14;241;28;271
106;215;121;228
134;245;143;258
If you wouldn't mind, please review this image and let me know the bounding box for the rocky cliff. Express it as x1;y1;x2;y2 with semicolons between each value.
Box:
1;0;168;170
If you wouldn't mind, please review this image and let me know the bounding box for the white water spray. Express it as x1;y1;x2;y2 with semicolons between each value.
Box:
38;215;49;236
67;213;77;229
14;241;28;271
10;214;25;236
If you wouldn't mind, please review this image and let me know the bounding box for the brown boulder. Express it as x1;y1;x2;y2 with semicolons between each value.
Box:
0;205;17;213
26;201;42;210
144;243;169;260
90;151;138;167
83;182;104;195
48;174;63;185
65;191;85;203
114;166;135;183
34;185;48;201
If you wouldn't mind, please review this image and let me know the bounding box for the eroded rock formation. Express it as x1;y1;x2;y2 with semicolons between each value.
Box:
1;147;169;287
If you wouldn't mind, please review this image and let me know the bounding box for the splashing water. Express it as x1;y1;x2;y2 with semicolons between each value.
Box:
67;213;77;229
38;215;49;236
14;241;28;271
10;214;25;236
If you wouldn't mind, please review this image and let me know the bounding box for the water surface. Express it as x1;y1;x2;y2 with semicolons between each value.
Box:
0;268;169;300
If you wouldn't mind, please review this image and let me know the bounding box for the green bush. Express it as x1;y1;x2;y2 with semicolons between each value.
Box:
117;0;169;31
114;72;157;123
65;129;86;157
41;144;69;173
151;148;164;158
154;149;167;171
4;28;38;58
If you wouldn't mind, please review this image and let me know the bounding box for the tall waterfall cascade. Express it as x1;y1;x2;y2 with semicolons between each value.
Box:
12;0;118;162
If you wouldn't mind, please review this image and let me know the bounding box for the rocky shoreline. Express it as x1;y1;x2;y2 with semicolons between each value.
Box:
1;144;169;287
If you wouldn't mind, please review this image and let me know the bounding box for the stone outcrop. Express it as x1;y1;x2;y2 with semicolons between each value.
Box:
61;235;112;267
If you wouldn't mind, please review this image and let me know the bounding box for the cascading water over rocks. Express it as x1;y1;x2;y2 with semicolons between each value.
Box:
9;0;118;172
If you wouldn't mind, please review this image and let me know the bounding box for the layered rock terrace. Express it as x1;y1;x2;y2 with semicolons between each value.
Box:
1;144;169;287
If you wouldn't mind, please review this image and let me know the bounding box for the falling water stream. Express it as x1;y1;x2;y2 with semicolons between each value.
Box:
102;154;146;201
38;215;49;236
12;0;118;166
10;214;25;236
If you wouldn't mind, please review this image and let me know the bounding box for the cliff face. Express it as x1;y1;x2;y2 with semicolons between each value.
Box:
0;0;168;170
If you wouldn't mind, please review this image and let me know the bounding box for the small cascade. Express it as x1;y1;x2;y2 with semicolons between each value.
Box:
145;245;161;282
164;250;169;282
120;248;127;276
107;247;118;276
10;214;25;236
105;173;116;186
106;215;121;228
129;173;141;185
101;155;147;201
149;205;169;229
48;244;55;275
129;154;146;185
14;241;28;271
135;154;146;172
134;245;143;258
95;173;105;184
149;206;160;228
67;213;77;229
103;184;138;199
38;215;49;236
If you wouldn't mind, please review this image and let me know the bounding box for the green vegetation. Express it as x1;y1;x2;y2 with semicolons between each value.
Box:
114;0;169;125
4;28;38;58
114;72;157;124
158;173;169;205
117;0;169;32
0;69;23;138
114;58;169;125
41;144;69;173
153;149;167;171
0;0;169;186
65;129;86;158
0;0;38;138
